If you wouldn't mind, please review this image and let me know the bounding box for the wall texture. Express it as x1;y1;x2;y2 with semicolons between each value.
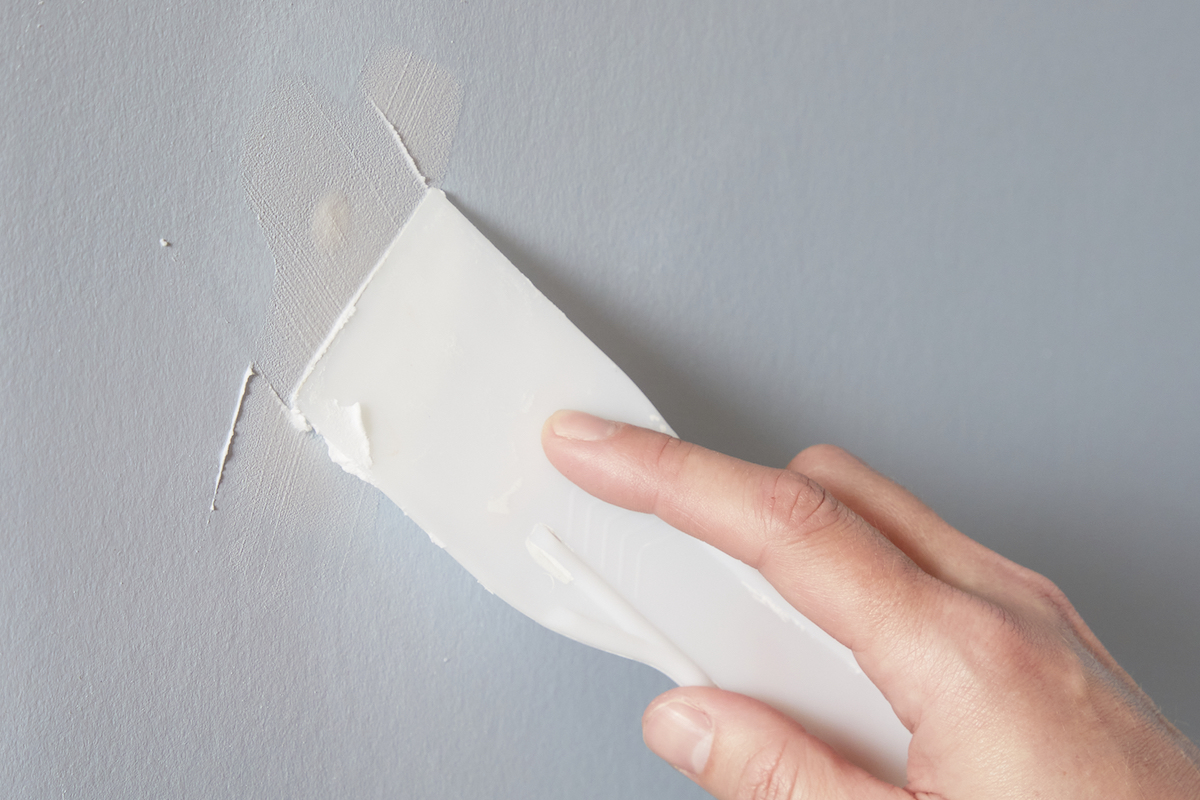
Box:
3;2;1198;798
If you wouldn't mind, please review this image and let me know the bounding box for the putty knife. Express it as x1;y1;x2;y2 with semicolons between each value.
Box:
292;188;911;784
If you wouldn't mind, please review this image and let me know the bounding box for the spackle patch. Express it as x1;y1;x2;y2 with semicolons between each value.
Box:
243;49;454;401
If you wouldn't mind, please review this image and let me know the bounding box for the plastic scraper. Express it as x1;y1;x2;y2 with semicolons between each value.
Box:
292;188;911;784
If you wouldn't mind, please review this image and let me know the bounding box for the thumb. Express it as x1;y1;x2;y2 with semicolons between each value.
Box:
643;687;909;800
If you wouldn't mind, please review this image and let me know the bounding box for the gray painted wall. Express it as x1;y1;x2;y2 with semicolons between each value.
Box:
3;2;1197;797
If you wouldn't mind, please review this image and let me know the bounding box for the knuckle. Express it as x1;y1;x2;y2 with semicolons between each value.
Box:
949;593;1088;697
923;597;1038;704
987;563;1085;634
1018;571;1079;624
646;435;703;518
736;741;807;800
968;601;1034;665
788;443;852;479
649;434;691;481
756;470;843;557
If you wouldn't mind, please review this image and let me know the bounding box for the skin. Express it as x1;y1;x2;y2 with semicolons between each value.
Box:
541;410;1200;800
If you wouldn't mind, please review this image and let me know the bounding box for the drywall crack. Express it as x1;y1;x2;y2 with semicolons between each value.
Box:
209;363;256;514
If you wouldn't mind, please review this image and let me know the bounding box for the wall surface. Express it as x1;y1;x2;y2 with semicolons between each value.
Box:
3;2;1198;798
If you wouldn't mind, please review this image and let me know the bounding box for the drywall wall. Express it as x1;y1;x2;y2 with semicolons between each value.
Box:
3;2;1198;798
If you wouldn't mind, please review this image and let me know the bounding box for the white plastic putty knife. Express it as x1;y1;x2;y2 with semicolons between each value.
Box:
293;188;911;784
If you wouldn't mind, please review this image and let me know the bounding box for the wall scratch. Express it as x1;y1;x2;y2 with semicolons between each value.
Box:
209;363;256;514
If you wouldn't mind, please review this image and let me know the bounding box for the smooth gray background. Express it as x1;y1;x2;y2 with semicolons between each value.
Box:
3;2;1197;798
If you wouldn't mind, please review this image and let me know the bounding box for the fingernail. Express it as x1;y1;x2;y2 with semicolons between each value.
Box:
643;701;713;776
550;410;618;442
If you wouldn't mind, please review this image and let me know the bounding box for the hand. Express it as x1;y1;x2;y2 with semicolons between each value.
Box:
542;410;1200;800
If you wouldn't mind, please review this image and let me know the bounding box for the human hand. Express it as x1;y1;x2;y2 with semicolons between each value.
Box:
542;410;1200;800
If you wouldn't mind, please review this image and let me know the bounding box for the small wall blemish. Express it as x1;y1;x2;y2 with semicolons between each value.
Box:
310;191;353;255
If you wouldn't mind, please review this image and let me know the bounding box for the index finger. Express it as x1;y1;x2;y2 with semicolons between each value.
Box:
542;410;952;698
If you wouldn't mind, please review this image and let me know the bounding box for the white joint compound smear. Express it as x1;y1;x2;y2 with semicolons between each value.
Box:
242;48;463;402
209;363;256;513
525;537;574;585
205;371;378;586
361;47;464;186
